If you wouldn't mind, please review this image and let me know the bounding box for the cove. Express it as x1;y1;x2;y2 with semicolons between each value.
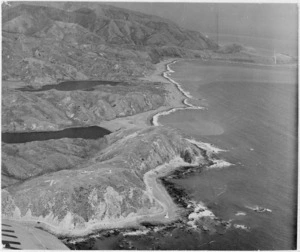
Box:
2;126;111;144
18;80;123;92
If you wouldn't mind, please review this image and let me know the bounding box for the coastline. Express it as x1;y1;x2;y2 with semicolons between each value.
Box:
62;54;284;241
151;60;206;126
141;59;233;227
102;58;232;228
100;58;229;229
99;58;187;131
4;57;231;239
3;58;194;238
97;57;227;231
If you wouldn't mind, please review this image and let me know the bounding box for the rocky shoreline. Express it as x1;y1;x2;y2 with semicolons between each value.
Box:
61;59;232;249
62;160;231;250
2;56;233;244
61;52;285;250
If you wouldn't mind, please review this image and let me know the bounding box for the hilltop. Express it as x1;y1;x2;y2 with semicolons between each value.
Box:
2;2;218;85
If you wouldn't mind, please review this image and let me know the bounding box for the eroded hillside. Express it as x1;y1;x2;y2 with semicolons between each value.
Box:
2;127;209;236
2;80;166;132
2;2;218;84
2;2;216;237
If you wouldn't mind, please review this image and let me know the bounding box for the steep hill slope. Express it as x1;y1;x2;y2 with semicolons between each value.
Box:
2;2;219;238
2;126;209;236
2;80;166;133
2;2;218;84
3;3;216;49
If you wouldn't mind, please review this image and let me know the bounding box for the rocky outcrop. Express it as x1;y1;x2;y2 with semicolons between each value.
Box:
97;127;207;175
2;126;208;236
2;81;166;133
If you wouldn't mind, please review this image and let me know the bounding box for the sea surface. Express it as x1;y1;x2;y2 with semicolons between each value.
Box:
159;59;297;249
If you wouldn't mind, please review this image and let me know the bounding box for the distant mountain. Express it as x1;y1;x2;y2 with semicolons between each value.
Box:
2;2;218;84
3;2;217;49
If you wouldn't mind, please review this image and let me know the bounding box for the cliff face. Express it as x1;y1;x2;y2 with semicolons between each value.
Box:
2;81;166;133
2;2;217;84
2;126;208;236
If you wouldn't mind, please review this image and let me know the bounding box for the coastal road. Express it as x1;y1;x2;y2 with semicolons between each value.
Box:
142;168;180;223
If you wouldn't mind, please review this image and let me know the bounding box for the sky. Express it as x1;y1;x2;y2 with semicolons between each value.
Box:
107;2;298;41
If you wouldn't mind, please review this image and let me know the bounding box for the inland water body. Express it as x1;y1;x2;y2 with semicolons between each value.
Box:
2;126;111;144
158;59;297;249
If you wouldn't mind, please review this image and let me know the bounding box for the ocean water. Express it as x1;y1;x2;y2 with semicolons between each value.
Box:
159;59;297;249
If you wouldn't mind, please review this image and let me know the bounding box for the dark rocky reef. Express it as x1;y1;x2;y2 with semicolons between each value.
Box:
62;161;229;250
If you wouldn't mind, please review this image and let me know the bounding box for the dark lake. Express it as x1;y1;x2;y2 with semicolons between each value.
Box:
2;126;111;144
18;80;123;92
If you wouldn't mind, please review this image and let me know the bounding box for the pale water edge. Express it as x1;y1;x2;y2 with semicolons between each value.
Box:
153;61;233;171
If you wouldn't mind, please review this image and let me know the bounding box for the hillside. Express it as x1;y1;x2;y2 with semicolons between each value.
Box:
2;80;166;133
2;2;218;85
2;126;209;236
2;2;218;239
